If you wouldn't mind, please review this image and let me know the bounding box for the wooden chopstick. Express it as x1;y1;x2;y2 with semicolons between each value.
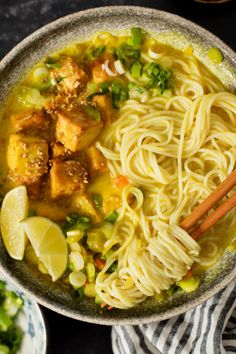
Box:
180;169;236;232
190;191;236;240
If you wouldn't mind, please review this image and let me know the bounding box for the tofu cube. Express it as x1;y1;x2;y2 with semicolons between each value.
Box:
86;145;107;175
50;142;71;159
7;134;48;184
52;57;88;95
55;109;103;152
91;59;110;83
11;110;50;134
93;95;113;125
71;192;102;224
49;159;88;199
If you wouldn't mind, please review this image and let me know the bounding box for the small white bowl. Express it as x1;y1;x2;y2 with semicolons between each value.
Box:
0;272;47;354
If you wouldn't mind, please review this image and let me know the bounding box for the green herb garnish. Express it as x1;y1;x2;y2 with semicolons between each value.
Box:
92;194;103;208
105;211;119;224
64;213;92;232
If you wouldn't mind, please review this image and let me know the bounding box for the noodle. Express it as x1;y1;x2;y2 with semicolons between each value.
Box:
95;45;236;308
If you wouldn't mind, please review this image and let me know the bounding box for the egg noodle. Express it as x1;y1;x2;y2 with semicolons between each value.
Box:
95;45;236;308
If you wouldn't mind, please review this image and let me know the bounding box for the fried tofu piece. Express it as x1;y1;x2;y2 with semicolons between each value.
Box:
55;109;103;152
31;201;68;221
49;159;88;199
91;60;110;84
86;145;107;175
52;57;88;95
71;192;102;224
50;142;72;159
11;110;50;135
93;95;113;125
7;134;48;185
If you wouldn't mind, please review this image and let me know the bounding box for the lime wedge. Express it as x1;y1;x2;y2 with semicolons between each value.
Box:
21;216;68;281
0;186;28;260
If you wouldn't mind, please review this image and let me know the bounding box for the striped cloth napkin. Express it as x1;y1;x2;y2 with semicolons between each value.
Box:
112;280;236;354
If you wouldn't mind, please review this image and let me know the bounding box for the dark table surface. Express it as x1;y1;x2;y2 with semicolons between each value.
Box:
1;0;236;353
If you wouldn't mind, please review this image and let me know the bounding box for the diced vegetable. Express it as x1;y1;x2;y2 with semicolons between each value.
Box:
128;83;149;102
87;230;106;253
176;276;200;293
130;61;143;78
92;194;103;208
66;229;84;243
94;256;105;271
84;283;96;298
99;223;114;239
95;293;103;305
33;67;49;80
17;86;45;108
2;291;23;318
105;211;119;224
44;59;61;69
114;175;129;188
115;44;141;65
69;252;84;271
106;261;117;273
207;47;224;64
69;271;86;289
86;263;96;283
64;214;91;232
130;27;143;47
114;60;126;74
88;46;106;60
0;309;12;332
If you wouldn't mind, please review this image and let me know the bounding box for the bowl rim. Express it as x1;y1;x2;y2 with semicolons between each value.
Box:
0;5;236;325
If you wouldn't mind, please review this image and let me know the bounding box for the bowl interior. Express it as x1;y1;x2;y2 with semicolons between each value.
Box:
0;6;236;325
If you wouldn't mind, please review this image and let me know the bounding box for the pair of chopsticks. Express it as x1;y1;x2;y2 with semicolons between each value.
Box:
180;169;236;240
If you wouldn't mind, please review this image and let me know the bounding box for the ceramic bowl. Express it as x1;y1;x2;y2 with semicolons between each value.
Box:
0;272;47;354
0;6;236;325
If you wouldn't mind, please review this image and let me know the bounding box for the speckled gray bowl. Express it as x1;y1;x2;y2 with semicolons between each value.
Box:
0;6;236;325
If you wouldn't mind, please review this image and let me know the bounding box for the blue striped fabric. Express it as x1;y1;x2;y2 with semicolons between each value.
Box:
112;281;236;354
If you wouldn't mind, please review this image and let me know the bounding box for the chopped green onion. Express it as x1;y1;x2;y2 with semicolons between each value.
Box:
44;60;61;69
84;106;101;121
84;283;96;298
69;271;86;289
87;81;110;100
92;194;103;208
176;276;200;293
99;81;110;93
0;308;12;332
106;261;118;273
130;61;143;78
130;27;143;47
75;287;84;299
86;263;96;283
111;81;121;95
105;211;119;224
87;230;106;253
120;87;129;101
88;45;106;60
64;214;91;232
115;44;140;65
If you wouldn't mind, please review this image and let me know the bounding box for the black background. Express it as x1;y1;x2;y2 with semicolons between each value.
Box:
0;0;236;353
